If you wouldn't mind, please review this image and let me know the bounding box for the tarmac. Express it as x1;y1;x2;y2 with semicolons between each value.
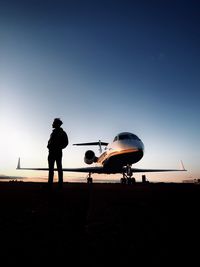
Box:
0;181;199;266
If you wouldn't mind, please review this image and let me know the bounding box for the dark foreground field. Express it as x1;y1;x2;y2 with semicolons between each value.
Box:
0;181;199;266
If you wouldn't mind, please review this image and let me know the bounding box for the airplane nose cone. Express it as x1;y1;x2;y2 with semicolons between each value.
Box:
122;140;144;152
137;141;144;151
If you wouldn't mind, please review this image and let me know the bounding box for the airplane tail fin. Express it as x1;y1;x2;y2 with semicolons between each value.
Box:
17;158;21;169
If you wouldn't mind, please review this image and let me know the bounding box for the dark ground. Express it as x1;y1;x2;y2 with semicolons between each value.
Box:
0;181;199;266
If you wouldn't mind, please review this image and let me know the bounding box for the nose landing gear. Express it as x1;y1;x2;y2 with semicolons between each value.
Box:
120;165;136;184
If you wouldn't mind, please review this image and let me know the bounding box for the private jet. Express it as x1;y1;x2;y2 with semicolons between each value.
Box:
17;132;186;183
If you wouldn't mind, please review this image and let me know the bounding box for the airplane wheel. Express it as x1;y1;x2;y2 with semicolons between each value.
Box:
131;177;136;184
127;178;132;185
87;177;93;184
120;178;126;184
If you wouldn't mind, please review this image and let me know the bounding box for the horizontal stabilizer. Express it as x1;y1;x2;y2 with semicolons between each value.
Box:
73;141;108;146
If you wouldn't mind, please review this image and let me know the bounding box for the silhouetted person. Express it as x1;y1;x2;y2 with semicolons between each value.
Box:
47;118;68;189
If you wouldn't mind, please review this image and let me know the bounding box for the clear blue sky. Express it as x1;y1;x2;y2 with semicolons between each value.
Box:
0;0;200;182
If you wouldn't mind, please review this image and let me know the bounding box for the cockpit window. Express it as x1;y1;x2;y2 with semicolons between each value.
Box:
118;134;141;141
113;133;141;142
118;134;129;140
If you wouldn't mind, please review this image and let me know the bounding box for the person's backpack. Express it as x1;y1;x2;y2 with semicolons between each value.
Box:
61;131;69;149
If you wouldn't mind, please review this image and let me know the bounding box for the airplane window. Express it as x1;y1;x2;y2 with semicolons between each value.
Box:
113;136;118;142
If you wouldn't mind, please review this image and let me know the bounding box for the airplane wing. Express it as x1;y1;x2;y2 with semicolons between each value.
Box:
62;166;104;173
17;158;186;175
16;158;104;173
131;168;186;173
130;161;186;173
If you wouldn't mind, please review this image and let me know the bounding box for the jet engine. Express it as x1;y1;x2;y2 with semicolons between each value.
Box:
84;150;98;165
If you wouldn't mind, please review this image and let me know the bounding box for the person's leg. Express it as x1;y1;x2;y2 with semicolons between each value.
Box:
48;153;55;187
56;151;63;188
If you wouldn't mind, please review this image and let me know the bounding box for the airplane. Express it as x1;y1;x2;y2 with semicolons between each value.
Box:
16;132;186;184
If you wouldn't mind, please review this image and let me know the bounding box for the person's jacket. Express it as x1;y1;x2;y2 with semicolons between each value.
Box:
47;127;68;151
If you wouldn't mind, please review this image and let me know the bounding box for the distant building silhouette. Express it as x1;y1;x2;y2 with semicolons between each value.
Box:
183;179;200;184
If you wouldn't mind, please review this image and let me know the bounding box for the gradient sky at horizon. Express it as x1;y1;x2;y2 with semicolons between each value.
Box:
0;0;200;182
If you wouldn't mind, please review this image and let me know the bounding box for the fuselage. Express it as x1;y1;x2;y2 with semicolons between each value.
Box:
97;132;144;173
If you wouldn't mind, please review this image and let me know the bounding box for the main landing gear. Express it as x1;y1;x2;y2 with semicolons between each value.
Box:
120;165;136;184
87;172;93;184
